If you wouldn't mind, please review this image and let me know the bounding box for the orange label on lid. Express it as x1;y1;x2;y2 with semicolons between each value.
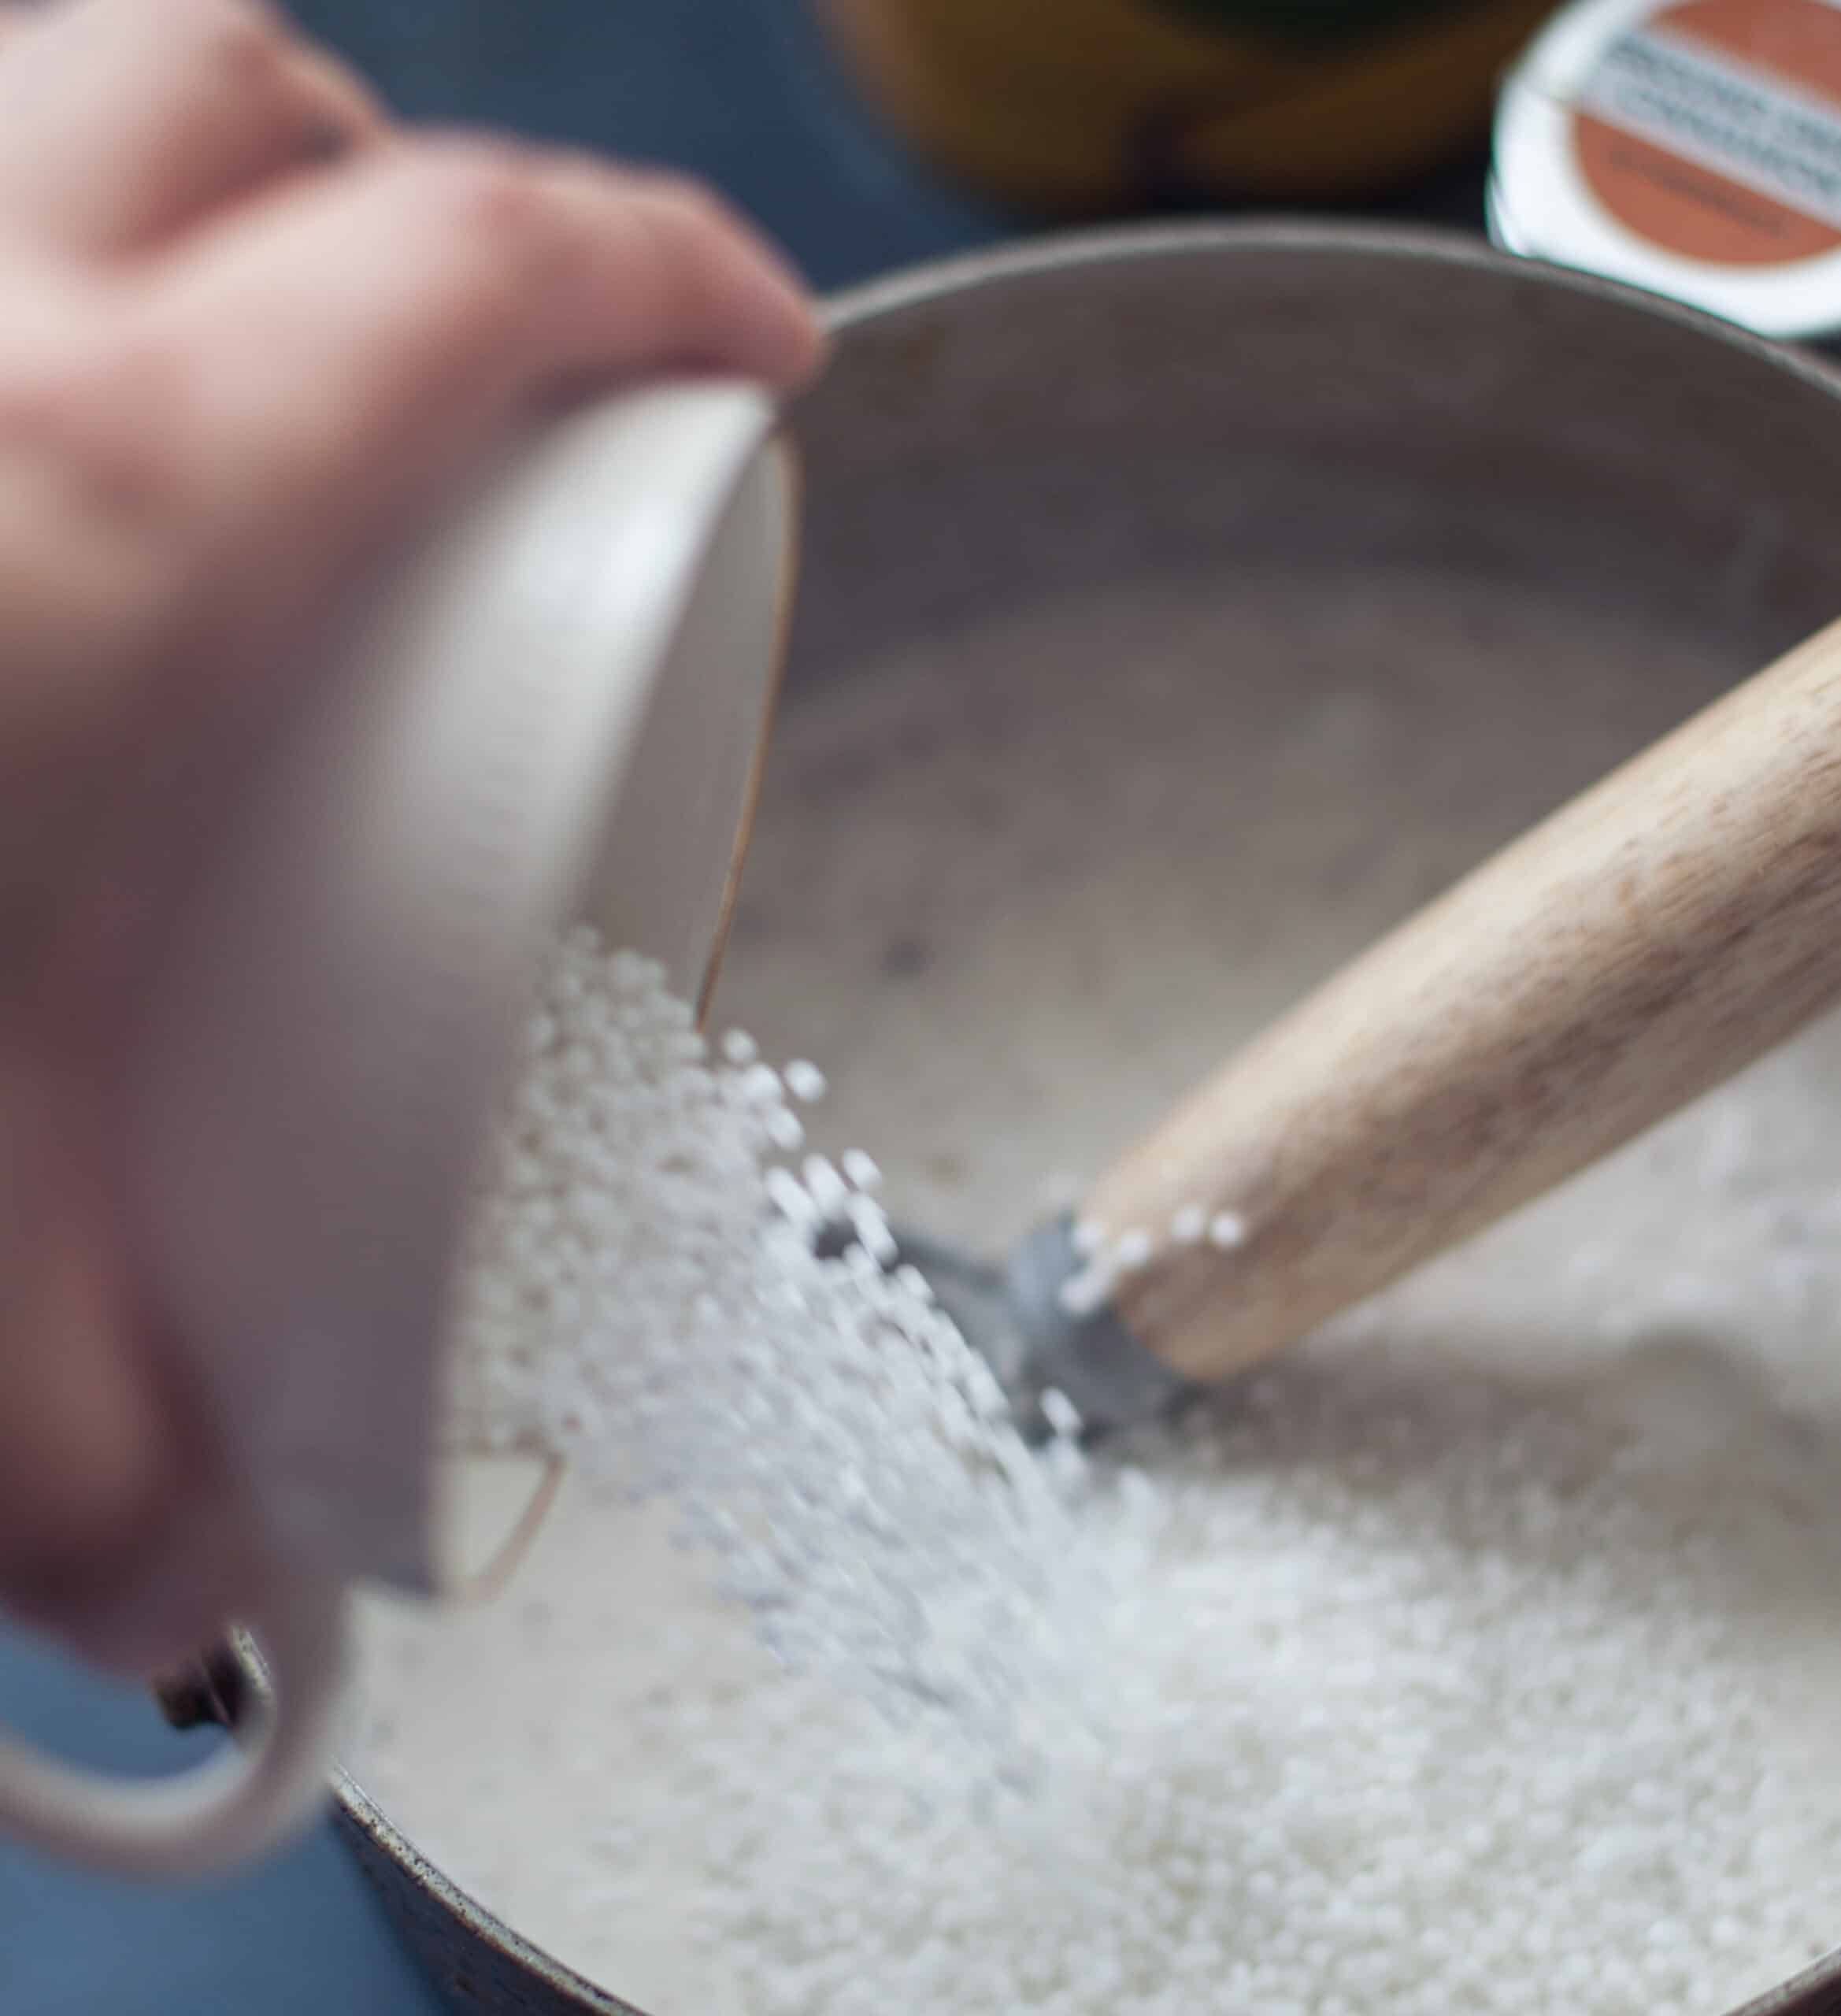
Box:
1572;0;1841;266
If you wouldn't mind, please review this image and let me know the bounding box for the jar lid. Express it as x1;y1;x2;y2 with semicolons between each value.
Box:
1492;0;1841;338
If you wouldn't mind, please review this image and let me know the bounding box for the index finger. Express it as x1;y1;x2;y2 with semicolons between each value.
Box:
136;138;820;598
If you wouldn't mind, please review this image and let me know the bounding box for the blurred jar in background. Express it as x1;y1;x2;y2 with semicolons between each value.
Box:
817;0;1558;210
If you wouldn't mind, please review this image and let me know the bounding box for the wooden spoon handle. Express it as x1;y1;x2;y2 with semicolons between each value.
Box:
1083;613;1841;1384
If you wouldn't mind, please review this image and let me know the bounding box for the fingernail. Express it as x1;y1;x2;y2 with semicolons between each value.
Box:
748;279;828;390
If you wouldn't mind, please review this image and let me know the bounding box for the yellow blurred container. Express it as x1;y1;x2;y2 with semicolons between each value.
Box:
819;0;1558;210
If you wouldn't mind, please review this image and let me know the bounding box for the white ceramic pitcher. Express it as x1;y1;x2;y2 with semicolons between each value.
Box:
0;380;795;1878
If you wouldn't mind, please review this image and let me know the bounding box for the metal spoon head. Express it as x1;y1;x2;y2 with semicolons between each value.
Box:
996;1217;1196;1437
817;1213;1192;1440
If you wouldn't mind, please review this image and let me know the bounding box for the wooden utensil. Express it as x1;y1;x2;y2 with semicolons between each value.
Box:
892;610;1841;1431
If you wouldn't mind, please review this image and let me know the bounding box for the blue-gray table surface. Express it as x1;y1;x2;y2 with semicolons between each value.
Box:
0;2;1483;2007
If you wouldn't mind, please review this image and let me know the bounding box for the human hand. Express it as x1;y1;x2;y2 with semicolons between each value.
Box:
0;0;820;1673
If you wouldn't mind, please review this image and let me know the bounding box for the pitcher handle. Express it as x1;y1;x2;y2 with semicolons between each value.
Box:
0;1569;346;1879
